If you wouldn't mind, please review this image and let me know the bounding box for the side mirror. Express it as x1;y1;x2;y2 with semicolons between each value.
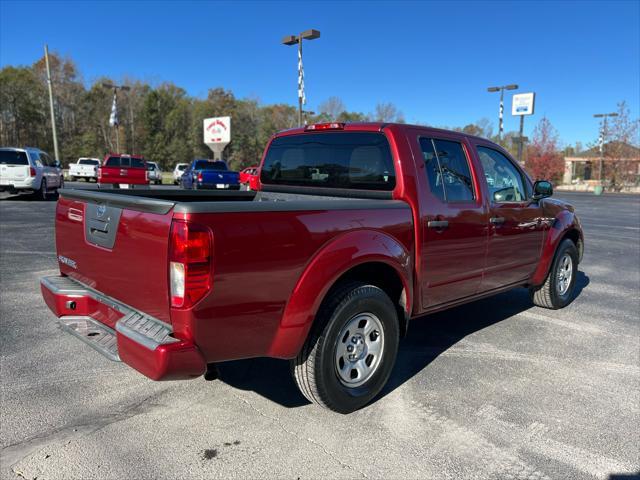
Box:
532;180;553;200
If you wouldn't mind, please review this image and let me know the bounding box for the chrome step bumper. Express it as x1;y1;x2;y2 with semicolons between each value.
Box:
59;316;120;362
41;275;205;380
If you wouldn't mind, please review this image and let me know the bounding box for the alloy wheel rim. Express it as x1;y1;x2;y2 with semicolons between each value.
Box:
556;253;573;296
334;312;385;388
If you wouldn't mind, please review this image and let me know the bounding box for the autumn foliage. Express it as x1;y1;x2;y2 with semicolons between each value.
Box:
525;117;564;183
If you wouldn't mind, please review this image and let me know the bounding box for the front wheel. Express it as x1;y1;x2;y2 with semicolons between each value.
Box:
291;282;399;413
530;239;579;309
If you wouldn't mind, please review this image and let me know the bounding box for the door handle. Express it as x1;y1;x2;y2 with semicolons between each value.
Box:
427;220;449;229
490;217;505;225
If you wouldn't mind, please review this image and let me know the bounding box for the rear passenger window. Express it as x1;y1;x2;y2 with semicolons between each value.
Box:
419;138;445;201
105;157;120;167
419;138;475;202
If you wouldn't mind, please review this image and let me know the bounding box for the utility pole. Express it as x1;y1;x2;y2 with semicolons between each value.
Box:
44;45;60;162
282;29;321;127
487;84;518;141
593;112;618;183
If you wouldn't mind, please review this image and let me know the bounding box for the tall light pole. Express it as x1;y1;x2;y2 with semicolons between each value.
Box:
102;83;133;153
282;29;320;127
44;45;60;162
593;112;618;183
487;84;518;140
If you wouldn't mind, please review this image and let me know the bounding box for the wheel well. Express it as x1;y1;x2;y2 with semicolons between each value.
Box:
327;262;409;337
562;228;583;262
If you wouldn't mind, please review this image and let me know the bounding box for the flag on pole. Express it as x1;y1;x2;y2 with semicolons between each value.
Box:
298;46;306;105
109;92;119;127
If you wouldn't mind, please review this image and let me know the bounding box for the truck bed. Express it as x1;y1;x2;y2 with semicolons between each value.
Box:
55;186;413;362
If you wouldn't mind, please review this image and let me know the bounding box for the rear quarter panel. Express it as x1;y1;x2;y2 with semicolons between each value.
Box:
172;206;413;361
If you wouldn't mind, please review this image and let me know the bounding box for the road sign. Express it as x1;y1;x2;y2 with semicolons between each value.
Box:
512;93;535;116
204;116;231;159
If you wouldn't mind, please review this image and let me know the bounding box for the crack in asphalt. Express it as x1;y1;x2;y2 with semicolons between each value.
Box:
2;389;169;476
231;392;369;479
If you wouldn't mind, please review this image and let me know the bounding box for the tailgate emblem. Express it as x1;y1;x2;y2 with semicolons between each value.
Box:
96;204;106;218
58;255;77;269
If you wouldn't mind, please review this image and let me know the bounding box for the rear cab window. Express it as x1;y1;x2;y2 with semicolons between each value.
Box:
79;159;99;165
261;132;396;191
0;150;29;165
194;160;227;171
104;156;145;168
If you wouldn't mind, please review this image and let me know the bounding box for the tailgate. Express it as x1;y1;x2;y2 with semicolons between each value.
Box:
203;171;239;184
55;192;174;324
0;164;29;183
99;166;147;184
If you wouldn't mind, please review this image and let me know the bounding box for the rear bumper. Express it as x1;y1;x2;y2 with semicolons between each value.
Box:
195;183;240;190
40;275;206;380
0;178;37;191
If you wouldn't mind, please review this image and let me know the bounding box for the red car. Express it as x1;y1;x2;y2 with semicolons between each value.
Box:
97;153;149;188
239;166;260;190
41;122;583;413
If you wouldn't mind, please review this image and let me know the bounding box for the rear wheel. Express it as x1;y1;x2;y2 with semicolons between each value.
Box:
291;282;399;413
35;179;48;201
69;176;76;182
530;239;578;309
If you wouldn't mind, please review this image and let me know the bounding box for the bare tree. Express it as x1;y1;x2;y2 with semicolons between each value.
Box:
318;96;346;120
604;101;640;191
373;102;404;123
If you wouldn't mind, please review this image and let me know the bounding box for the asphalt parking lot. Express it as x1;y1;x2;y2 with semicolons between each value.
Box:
0;187;638;480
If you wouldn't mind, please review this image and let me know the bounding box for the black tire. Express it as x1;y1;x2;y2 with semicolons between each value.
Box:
69;176;76;182
35;179;48;201
291;281;399;413
530;239;579;309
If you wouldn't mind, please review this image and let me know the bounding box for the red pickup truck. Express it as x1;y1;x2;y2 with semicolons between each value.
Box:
97;153;149;188
41;123;583;413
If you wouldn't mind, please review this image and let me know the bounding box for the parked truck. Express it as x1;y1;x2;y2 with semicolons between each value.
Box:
68;158;101;182
41;122;584;413
180;159;240;190
97;153;149;188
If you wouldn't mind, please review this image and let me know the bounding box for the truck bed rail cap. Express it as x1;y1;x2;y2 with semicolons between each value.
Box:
60;188;175;214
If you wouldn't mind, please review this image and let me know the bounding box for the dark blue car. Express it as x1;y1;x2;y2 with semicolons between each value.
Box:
180;159;240;190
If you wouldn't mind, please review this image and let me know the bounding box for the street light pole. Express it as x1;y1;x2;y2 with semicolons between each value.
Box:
487;84;518;141
593;112;619;183
282;29;320;127
102;83;133;153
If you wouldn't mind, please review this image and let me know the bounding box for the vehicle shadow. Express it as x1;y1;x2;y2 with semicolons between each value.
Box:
216;272;590;410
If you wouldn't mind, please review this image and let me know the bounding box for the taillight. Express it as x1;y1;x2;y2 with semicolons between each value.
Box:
98;167;102;179
197;172;203;183
169;220;212;308
145;169;149;182
305;122;345;131
29;167;36;177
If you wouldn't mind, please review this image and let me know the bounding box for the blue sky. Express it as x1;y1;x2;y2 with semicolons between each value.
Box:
1;0;638;146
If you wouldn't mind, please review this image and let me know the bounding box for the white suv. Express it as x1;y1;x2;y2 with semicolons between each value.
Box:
0;147;63;200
